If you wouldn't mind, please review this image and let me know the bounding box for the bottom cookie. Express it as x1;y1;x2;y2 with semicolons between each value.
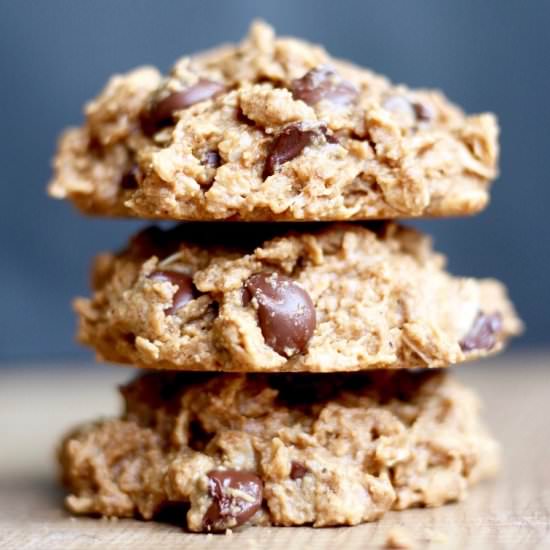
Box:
59;369;499;532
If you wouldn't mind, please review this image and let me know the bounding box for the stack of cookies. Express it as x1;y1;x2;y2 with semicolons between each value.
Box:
50;22;522;532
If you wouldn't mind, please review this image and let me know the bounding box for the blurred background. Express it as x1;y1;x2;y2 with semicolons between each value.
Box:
1;0;548;362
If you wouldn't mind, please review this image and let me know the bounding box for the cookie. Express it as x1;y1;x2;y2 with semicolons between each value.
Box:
59;369;499;531
48;21;498;221
74;222;521;372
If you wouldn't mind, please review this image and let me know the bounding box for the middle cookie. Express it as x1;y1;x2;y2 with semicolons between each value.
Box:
76;222;521;372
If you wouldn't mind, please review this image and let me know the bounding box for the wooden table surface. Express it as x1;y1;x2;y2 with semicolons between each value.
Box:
1;353;549;549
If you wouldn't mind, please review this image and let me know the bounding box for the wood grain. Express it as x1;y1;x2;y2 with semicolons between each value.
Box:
1;353;549;549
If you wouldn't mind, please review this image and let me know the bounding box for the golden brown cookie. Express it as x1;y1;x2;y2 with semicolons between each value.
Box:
75;222;521;372
49;22;498;221
59;369;500;532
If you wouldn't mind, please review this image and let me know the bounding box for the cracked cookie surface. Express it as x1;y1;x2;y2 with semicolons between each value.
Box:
60;369;500;531
75;222;521;372
49;21;498;221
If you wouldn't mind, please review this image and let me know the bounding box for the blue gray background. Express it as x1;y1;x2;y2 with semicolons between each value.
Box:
1;1;548;361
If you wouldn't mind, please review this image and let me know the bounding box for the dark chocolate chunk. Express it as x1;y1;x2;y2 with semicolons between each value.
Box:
263;124;316;179
291;66;358;106
243;272;316;357
460;312;503;352
263;123;337;179
141;79;225;135
148;270;195;315
203;470;263;532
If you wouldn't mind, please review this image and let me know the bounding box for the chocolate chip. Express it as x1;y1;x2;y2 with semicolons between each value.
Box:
141;79;225;135
413;100;436;123
243;272;316;357
383;95;416;118
460;312;503;352
120;165;140;190
148;270;195;315
263;123;337;179
203;470;263;532
203;150;221;168
289;461;309;480
291;66;358;106
383;95;436;124
263;125;316;179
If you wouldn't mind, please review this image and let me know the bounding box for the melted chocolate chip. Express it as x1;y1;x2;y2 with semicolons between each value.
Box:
289;461;309;480
243;273;316;357
263;125;316;179
141;79;225;135
203;470;263;532
291;66;358;106
263;123;337;179
460;312;503;352
148;270;195;315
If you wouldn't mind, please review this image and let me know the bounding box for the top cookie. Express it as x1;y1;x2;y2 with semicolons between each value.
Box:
49;22;498;221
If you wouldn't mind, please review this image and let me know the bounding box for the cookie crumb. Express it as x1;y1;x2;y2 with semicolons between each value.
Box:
423;528;448;544
385;526;414;548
